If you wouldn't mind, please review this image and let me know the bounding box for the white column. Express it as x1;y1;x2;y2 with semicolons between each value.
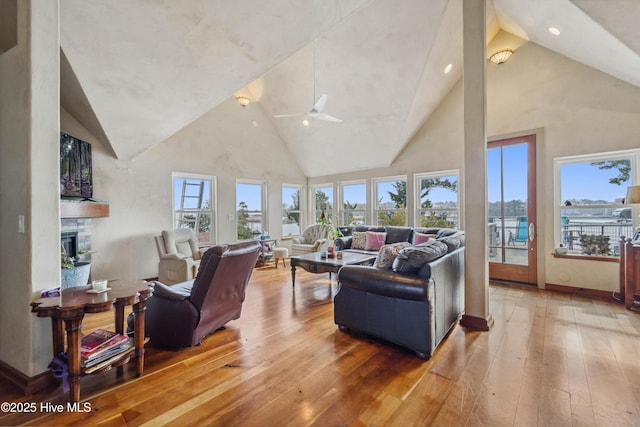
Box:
460;0;492;330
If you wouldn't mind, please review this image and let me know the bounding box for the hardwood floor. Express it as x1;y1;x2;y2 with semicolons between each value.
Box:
2;267;640;426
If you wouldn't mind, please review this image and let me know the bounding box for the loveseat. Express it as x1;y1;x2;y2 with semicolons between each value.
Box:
334;227;465;359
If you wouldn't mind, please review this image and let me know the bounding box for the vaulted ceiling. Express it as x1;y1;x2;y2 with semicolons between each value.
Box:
57;0;640;177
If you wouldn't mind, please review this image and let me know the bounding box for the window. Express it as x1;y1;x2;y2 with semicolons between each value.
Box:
282;184;302;237
339;181;366;226
555;151;638;256
172;173;215;244
313;184;334;224
236;180;267;240
414;171;459;229
374;177;407;226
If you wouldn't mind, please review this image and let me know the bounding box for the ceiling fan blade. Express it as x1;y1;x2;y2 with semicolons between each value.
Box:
310;93;328;113
274;113;305;118
316;112;343;123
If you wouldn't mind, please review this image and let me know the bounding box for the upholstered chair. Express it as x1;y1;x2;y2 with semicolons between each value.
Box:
155;229;203;285
141;240;261;348
290;224;329;256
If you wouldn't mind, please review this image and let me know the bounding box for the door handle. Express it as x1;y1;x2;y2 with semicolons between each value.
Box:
529;222;535;242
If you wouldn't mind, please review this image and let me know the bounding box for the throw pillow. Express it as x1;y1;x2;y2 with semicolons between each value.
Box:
438;232;465;251
351;232;367;250
392;241;449;274
412;232;436;246
365;231;387;251
374;242;411;270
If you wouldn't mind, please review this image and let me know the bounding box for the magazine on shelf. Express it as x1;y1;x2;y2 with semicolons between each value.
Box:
81;329;127;359
81;339;132;368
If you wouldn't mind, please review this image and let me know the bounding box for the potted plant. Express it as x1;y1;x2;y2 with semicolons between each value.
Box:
61;246;91;289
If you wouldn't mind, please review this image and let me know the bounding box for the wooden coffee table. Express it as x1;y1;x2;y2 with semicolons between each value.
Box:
290;251;376;287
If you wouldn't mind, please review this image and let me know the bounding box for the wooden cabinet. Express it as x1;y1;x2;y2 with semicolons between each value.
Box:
619;237;640;310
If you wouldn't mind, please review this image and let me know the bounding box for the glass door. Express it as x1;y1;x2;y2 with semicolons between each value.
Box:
487;135;537;284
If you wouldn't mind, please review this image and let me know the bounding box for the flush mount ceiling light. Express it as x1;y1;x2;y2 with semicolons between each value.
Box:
549;27;561;35
489;49;513;64
236;96;251;107
444;63;453;74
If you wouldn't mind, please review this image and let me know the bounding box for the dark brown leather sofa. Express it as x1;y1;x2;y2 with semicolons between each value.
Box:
334;230;464;359
139;240;261;348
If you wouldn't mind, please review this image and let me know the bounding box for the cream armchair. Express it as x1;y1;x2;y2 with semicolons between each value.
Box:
291;224;329;256
155;229;203;285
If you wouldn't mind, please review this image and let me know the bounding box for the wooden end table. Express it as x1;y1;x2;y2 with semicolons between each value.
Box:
290;251;376;287
31;280;153;402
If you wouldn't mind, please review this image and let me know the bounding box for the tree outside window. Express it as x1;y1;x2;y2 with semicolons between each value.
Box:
282;185;301;236
237;181;266;240
340;182;366;226
558;156;636;255
173;173;215;244
314;185;333;224
415;173;458;229
375;178;407;226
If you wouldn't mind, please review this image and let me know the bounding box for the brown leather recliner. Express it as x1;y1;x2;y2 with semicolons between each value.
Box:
142;240;261;348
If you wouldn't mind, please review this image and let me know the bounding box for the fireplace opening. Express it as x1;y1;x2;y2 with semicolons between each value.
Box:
61;231;78;259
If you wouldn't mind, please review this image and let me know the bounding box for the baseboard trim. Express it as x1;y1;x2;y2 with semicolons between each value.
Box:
545;283;616;301
0;360;53;395
460;313;494;331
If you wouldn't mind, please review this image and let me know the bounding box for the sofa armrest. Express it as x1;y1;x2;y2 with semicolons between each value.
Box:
335;236;352;251
312;238;328;251
337;265;431;301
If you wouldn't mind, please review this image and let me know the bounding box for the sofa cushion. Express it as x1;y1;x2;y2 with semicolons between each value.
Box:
437;231;465;251
375;242;411;270
384;226;413;244
365;231;387;251
351;232;367;250
392;241;449;274
412;232;436;246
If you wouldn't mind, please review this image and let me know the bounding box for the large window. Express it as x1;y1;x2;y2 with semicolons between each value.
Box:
237;180;267;240
374;177;407;226
282;184;302;237
313;184;334;224
339;181;366;226
414;171;459;229
172;173;215;244
556;151;638;256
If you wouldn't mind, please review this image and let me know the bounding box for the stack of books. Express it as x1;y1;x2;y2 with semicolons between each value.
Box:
81;329;131;369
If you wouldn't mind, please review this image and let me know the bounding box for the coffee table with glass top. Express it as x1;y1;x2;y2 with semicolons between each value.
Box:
289;251;376;287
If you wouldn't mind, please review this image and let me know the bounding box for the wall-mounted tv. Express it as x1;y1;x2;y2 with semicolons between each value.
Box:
60;132;92;199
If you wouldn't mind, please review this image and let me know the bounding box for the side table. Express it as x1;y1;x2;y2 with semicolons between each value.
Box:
31;280;153;402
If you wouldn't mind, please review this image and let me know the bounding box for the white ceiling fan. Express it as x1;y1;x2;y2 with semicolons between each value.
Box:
274;41;342;125
274;92;343;123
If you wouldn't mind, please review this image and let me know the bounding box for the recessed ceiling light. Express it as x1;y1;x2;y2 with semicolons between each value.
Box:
302;119;309;127
549;27;560;35
444;63;453;74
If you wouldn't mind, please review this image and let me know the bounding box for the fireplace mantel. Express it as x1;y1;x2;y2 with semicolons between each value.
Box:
60;200;109;218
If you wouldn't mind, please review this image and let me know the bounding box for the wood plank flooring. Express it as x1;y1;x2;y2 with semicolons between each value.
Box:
1;266;640;426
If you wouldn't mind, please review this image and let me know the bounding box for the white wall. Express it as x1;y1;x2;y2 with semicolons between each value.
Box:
62;97;306;281
0;0;60;376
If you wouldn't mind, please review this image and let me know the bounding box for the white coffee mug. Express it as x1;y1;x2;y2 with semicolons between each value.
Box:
92;279;108;291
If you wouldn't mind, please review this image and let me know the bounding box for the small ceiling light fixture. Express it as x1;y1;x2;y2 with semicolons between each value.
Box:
444;63;453;74
549;27;561;35
489;49;513;64
302;119;310;127
236;96;251;107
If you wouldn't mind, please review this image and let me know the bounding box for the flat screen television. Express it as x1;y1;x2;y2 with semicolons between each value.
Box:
60;132;93;199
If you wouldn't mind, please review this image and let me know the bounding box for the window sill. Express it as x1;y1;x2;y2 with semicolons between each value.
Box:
552;253;619;263
280;236;297;241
